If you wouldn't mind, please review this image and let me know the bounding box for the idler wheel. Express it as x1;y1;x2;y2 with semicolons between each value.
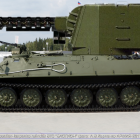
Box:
70;89;93;107
0;87;17;107
45;89;67;107
21;89;42;107
96;88;118;107
120;86;140;106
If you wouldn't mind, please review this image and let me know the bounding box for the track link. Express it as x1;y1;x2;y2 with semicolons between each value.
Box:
0;104;139;113
0;81;139;89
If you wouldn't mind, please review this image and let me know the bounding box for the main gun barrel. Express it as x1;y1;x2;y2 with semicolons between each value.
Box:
0;40;18;47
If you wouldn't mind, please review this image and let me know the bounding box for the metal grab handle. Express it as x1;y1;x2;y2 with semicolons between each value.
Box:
0;63;66;75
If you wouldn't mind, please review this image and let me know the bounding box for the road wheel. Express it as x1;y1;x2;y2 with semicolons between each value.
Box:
70;89;93;107
96;88;118;107
45;89;67;107
0;87;17;107
120;86;140;106
21;88;42;107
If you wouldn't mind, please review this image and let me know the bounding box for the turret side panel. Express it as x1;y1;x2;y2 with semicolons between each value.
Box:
99;5;140;55
72;4;140;55
72;5;99;55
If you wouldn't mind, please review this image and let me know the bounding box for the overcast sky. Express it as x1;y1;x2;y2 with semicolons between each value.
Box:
0;0;139;45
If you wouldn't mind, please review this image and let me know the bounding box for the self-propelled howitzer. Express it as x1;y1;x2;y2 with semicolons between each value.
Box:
0;4;140;112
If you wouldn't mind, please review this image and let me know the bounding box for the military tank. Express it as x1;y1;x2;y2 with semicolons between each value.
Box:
0;3;140;112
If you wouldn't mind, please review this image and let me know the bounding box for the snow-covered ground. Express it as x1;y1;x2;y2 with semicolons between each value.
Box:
0;112;139;134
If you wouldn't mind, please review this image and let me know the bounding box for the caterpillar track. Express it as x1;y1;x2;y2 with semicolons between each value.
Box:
0;80;140;112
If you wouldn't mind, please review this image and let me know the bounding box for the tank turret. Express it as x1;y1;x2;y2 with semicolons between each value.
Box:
54;4;140;55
